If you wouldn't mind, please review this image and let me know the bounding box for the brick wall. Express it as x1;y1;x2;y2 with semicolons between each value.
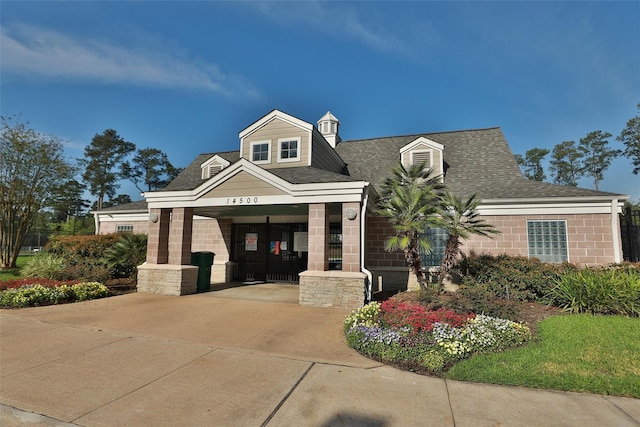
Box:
464;213;618;266
367;212;619;267
99;221;149;234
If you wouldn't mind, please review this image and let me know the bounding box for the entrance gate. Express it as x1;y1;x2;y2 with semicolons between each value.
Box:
231;223;308;283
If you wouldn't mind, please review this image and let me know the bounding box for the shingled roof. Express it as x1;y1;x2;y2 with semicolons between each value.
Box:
151;126;623;201
336;127;624;200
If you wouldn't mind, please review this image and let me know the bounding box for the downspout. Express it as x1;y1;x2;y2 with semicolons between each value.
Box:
611;199;622;263
360;185;373;303
93;212;100;235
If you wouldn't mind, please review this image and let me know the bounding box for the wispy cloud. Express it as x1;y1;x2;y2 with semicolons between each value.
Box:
244;1;438;59
1;24;262;99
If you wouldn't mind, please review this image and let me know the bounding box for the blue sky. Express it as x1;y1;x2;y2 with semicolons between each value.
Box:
2;1;639;202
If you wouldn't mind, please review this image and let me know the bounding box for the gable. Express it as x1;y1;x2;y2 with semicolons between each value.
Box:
202;170;287;198
239;110;313;169
400;137;445;180
200;155;231;179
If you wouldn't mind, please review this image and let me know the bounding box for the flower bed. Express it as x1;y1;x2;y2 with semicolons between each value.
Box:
344;301;531;374
0;281;109;308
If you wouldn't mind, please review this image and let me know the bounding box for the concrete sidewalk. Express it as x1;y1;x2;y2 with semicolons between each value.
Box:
1;291;639;426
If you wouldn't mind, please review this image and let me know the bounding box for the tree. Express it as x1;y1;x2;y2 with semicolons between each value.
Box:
577;130;621;191
549;141;584;186
618;102;640;175
437;191;500;282
121;147;183;192
93;194;133;211
515;148;549;181
78;129;135;211
0;116;73;269
376;162;445;291
50;179;90;222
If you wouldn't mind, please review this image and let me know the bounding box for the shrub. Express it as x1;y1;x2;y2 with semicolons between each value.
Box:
47;234;119;281
0;281;108;308
547;267;640;316
103;233;148;279
456;252;577;302
53;264;112;284
20;252;66;279
417;284;520;321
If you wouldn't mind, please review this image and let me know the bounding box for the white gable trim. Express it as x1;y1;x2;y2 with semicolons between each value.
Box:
400;137;444;157
145;158;369;208
239;110;313;140
200;155;231;179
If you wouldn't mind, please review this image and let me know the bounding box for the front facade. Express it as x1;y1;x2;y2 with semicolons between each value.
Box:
95;110;628;308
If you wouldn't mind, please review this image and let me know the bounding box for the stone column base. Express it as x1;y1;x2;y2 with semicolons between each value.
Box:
298;270;367;309
137;263;198;296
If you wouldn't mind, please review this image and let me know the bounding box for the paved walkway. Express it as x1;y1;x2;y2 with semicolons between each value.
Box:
1;287;639;426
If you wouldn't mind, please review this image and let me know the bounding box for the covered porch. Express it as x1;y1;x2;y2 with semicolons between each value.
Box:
136;158;371;308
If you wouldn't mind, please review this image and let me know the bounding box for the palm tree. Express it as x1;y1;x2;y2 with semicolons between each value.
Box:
103;233;148;280
438;191;500;283
376;162;445;291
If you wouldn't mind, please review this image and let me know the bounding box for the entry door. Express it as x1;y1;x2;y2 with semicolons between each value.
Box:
231;223;308;283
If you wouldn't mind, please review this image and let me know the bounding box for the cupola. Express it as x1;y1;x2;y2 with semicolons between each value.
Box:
317;111;341;148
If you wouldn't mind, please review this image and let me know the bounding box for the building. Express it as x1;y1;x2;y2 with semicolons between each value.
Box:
94;109;628;308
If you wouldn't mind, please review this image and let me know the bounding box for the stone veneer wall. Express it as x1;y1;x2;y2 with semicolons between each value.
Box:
137;264;198;296
299;271;366;309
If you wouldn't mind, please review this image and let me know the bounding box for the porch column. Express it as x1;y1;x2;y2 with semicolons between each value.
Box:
342;202;361;272
138;207;198;296
168;207;194;265
146;208;170;264
308;203;329;271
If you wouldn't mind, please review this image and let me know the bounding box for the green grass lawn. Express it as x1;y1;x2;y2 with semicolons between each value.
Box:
446;314;640;398
0;255;30;281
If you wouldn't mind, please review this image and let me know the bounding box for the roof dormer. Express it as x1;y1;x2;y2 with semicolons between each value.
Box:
317;111;341;148
201;155;230;179
400;137;445;181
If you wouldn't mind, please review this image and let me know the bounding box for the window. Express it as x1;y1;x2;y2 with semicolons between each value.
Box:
116;225;134;233
421;227;449;266
278;137;300;162
527;220;568;263
250;141;271;164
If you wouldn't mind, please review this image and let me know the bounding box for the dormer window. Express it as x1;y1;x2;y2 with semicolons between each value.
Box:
251;140;271;164
400;137;444;181
201;155;230;179
278;137;300;163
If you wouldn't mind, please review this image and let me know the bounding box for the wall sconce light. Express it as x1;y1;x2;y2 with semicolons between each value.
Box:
149;213;159;223
345;208;358;220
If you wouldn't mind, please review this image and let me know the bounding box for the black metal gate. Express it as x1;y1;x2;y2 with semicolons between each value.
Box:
231;223;308;283
620;206;640;262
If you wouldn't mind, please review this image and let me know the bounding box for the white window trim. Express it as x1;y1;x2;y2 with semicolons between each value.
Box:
277;137;301;163
526;219;569;263
250;140;272;165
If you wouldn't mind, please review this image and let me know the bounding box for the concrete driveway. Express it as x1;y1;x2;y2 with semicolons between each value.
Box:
1;288;639;426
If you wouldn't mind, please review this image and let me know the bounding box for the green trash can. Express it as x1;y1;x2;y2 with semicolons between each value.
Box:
191;251;215;292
